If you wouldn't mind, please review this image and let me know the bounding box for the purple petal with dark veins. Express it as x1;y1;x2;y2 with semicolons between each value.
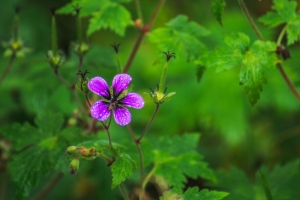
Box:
88;77;110;99
90;100;111;121
121;93;145;109
113;107;131;126
112;74;132;95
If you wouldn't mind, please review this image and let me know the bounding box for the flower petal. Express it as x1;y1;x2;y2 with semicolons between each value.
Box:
112;74;132;95
90;100;111;121
113;107;131;126
88;77;110;99
121;93;145;109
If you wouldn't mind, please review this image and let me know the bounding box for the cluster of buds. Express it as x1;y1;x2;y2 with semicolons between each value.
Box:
66;146;98;174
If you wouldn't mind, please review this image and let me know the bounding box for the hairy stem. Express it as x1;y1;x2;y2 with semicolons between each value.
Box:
0;53;16;85
119;183;130;200
32;172;64;200
137;104;160;142
139;164;158;200
238;0;300;102
101;115;113;150
122;0;167;73
85;94;91;107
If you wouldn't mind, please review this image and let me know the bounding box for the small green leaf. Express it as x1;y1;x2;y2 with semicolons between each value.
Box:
148;15;210;61
183;187;229;200
211;0;226;26
111;153;136;188
286;17;300;45
87;2;132;36
34;112;64;136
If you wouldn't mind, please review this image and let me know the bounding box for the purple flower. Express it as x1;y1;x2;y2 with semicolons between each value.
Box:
88;74;144;126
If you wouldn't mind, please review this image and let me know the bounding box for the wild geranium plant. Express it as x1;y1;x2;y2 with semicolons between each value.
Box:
2;0;300;200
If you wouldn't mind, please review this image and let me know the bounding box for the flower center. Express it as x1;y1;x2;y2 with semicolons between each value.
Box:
108;100;118;110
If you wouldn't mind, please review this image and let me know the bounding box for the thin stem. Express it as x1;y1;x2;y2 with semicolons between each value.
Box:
54;69;72;89
135;0;143;24
116;54;122;73
127;125;144;185
276;25;287;45
85;94;91;107
0;53;16;85
140;164;158;200
119;183;130;200
277;63;300;101
238;0;264;41
122;32;144;73
101;116;113;150
137;104;160;142
122;0;167;73
52;15;58;56
13;14;19;42
32;172;64;200
73;56;84;86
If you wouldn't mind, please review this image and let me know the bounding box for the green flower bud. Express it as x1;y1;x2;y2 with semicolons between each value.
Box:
46;50;64;70
69;159;79;174
65;146;77;155
74;42;89;56
80;147;97;160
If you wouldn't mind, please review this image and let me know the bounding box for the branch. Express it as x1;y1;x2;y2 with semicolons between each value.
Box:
0;53;16;85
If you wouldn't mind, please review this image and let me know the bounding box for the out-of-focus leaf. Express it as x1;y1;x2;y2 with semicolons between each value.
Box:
211;0;226;26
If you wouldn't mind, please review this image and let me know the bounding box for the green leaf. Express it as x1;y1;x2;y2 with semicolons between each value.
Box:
259;0;300;45
58;0;132;36
196;65;206;83
201;32;249;72
87;2;132;36
151;134;216;191
211;0;226;26
148;15;210;62
183;187;229;200
259;0;297;27
286;17;300;45
200;32;277;106
34;111;64;136
239;40;277;106
111;153;136;188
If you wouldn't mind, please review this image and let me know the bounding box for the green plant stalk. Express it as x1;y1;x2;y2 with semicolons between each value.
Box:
238;0;300;102
0;53;16;85
135;0;143;24
13;14;19;42
140;164;158;200
77;14;82;46
122;0;167;73
158;62;168;93
119;183;130;200
54;69;72;89
276;25;287;45
52;15;58;57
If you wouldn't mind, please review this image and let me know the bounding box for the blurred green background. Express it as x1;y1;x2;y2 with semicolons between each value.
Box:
1;0;300;199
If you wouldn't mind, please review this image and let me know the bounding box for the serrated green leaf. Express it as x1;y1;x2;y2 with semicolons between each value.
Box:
151;134;216;191
211;0;226;26
259;0;297;27
111;153;136;188
183;187;229;200
8;146;52;199
148;15;210;61
87;2;132;36
200;32;249;72
286;17;300;45
239;40;277;106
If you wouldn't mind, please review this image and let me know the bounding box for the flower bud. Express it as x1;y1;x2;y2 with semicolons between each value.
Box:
74;42;89;56
69;159;79;174
46;50;64;70
65;146;77;155
80;147;97;160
